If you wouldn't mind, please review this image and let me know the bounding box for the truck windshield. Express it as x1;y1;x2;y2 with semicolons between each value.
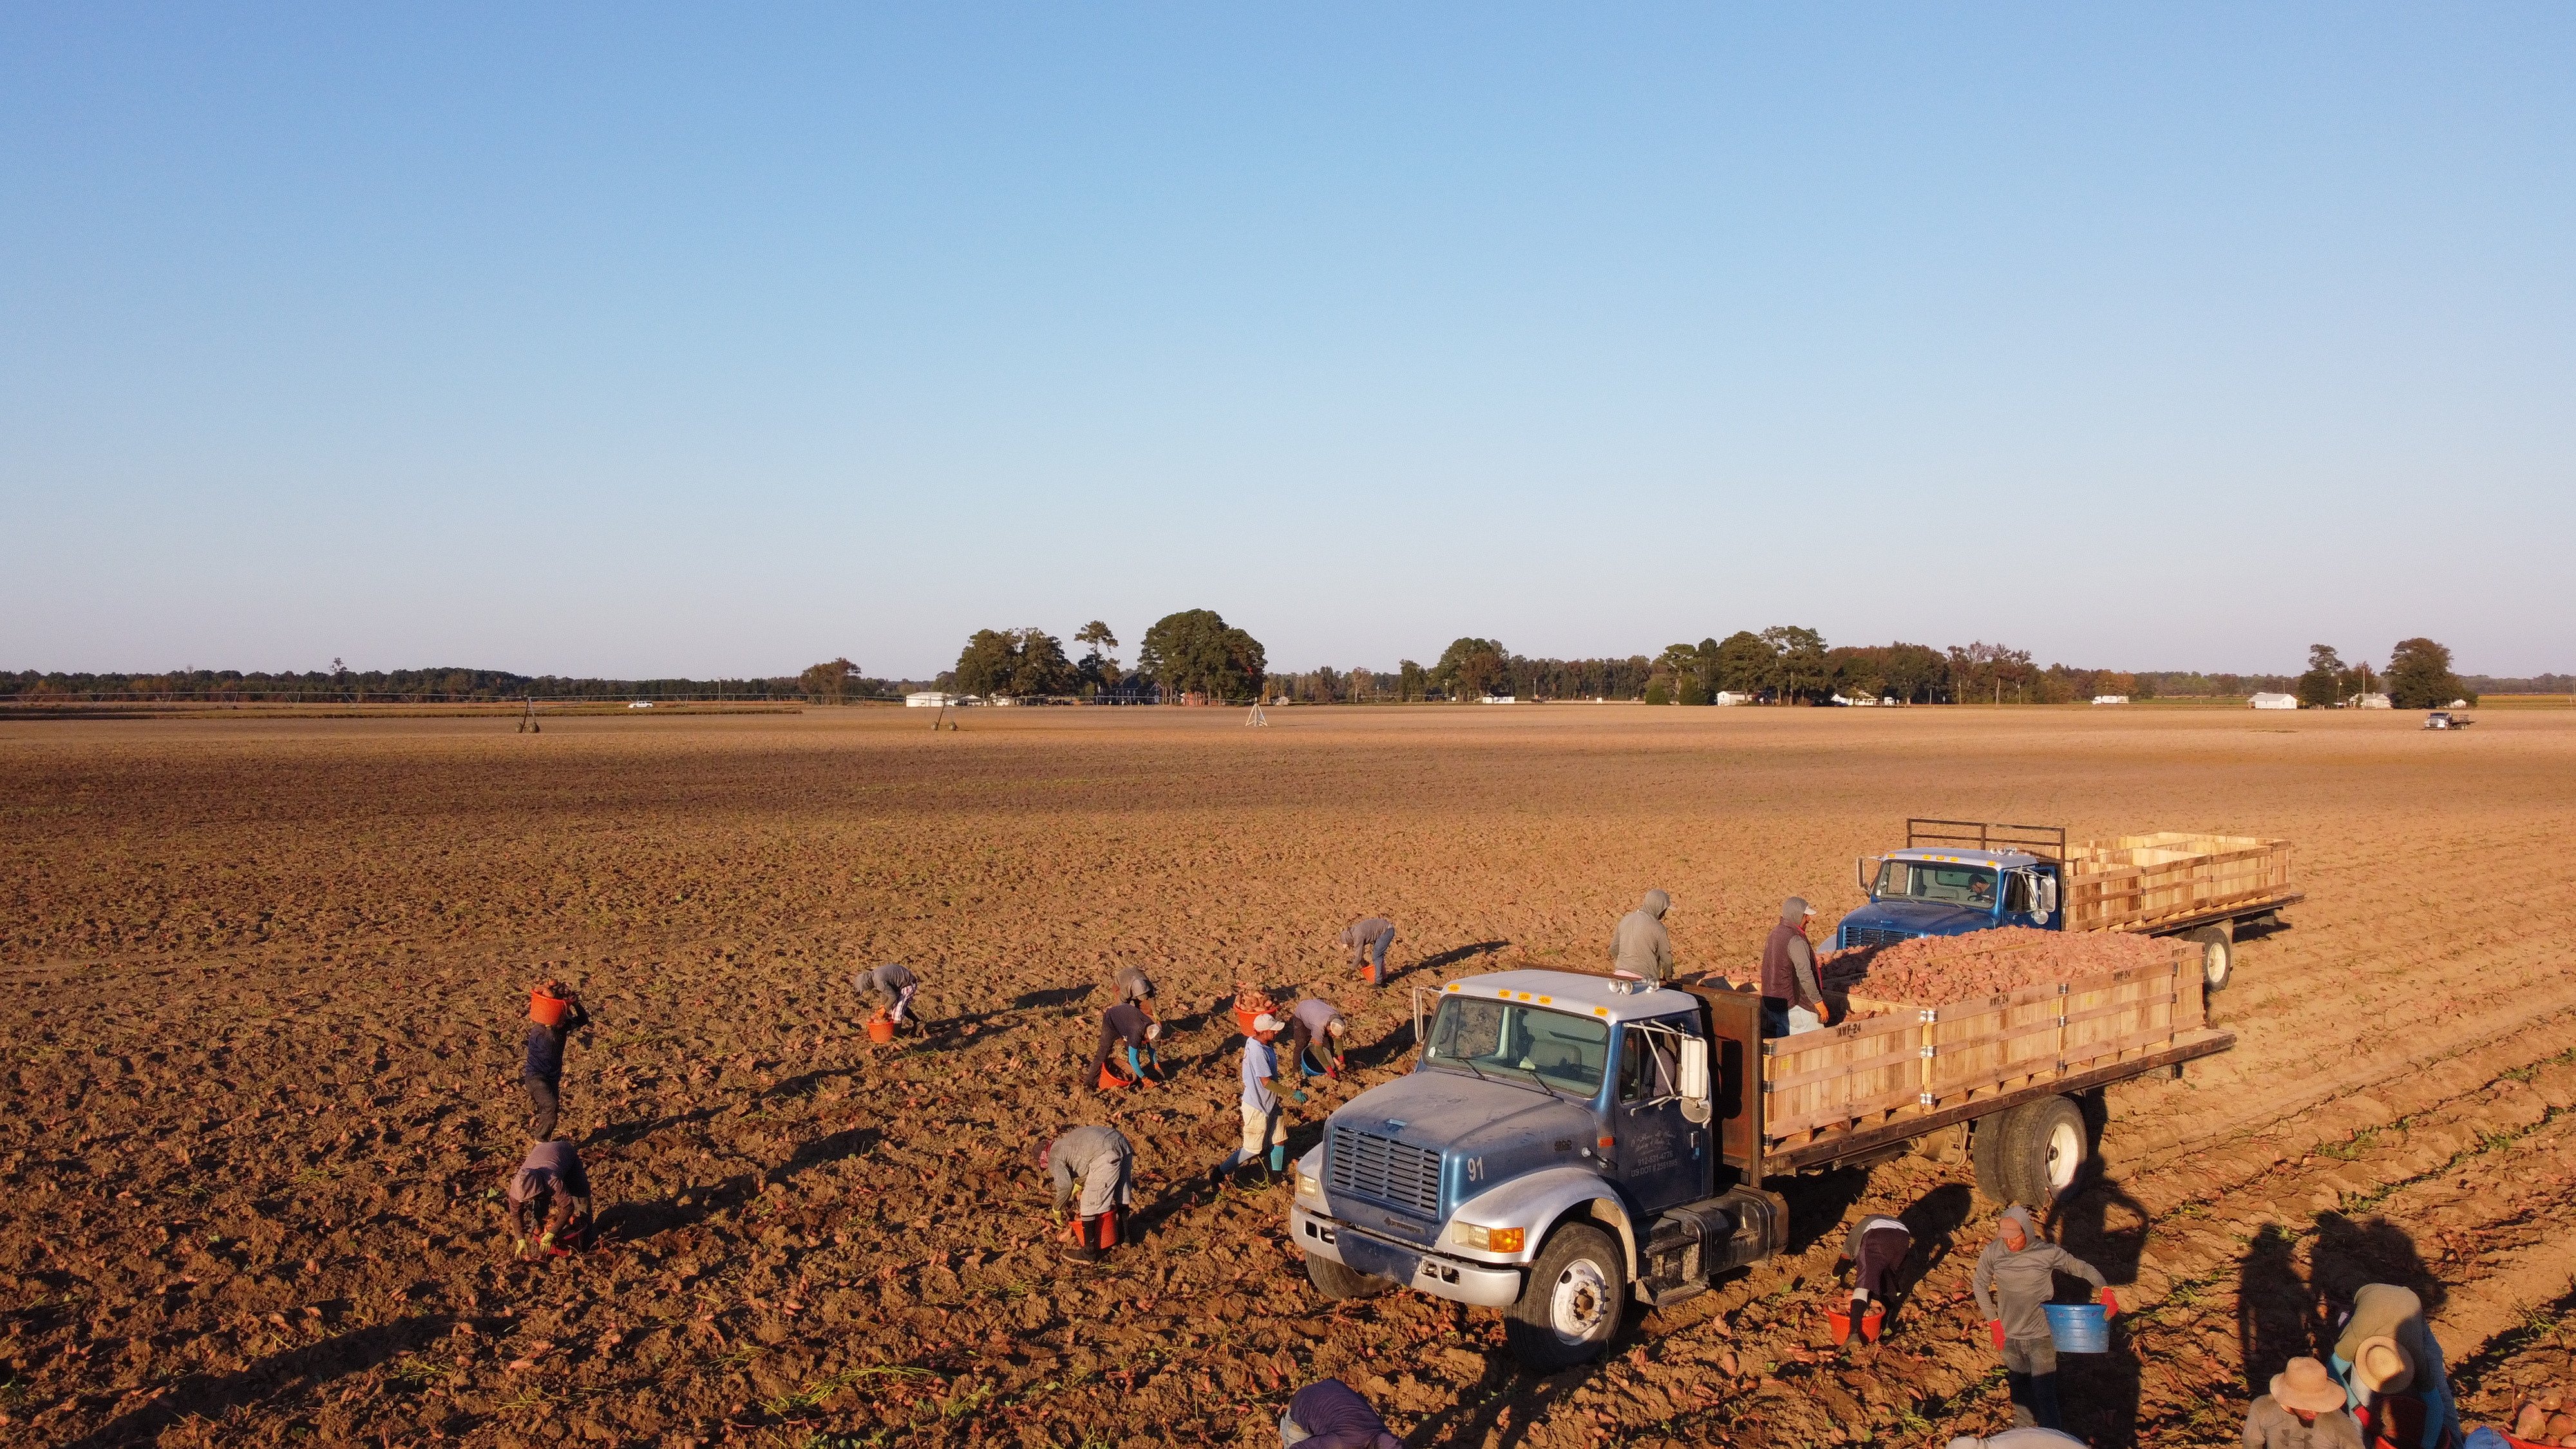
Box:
1875;860;1998;907
1423;996;1611;1096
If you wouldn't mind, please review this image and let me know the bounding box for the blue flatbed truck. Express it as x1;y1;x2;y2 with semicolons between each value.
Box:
1833;819;2301;992
1287;965;2231;1369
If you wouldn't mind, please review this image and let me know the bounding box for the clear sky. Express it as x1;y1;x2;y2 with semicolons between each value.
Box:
5;5;2570;679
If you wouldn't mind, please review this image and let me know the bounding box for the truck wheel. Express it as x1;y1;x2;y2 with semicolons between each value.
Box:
1504;1224;1625;1370
1971;1113;2016;1205
2188;925;2233;992
2006;1095;2090;1205
1304;1252;1396;1300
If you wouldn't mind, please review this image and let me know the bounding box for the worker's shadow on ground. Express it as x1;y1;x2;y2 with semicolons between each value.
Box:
2235;1212;2447;1406
1398;1349;1616;1449
1779;1165;1877;1255
1401;940;1512;986
2045;1163;2154;1449
61;1311;463;1449
585;1102;726;1150
1012;985;1094;1012
1892;1182;1978;1331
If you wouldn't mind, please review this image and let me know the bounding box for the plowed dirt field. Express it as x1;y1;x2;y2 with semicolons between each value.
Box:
6;705;2575;1448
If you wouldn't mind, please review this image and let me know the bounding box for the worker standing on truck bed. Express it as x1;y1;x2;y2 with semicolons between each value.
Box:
1286;996;1349;1081
1972;1206;2116;1433
1338;918;1396;987
1041;1124;1133;1264
1209;1013;1302;1188
857;962;923;1034
1278;1378;1405;1448
1840;1212;1915;1352
1088;1000;1164;1089
1759;898;1832;1037
522;981;591;1141
1609;889;1674;984
507;1139;594;1258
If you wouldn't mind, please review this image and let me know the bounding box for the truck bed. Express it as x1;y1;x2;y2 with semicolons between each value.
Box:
2064;831;2293;933
1758;936;2205;1156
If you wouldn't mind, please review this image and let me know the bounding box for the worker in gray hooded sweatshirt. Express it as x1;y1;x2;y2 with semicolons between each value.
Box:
1971;1205;2117;1432
1609;890;1674;985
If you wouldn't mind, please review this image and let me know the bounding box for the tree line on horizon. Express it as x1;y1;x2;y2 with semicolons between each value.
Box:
8;631;2536;708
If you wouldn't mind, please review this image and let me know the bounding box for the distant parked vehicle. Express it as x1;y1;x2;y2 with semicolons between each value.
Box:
2423;710;2473;730
629;700;654;710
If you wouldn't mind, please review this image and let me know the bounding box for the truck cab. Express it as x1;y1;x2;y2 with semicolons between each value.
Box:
1289;971;1783;1369
1833;848;2063;950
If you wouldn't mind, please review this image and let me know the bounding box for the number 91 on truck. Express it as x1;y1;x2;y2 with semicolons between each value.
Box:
1287;949;2233;1370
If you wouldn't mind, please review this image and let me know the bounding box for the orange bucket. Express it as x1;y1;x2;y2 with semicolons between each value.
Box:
529;989;570;1027
866;1016;896;1045
1827;1303;1885;1344
1097;1063;1134;1091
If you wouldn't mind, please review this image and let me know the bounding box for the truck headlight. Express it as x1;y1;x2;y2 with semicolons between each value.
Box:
1450;1223;1524;1254
1295;1164;1324;1205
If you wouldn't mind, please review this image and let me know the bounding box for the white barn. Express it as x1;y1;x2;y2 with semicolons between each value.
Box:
2249;692;2299;710
2091;695;2130;705
905;691;964;708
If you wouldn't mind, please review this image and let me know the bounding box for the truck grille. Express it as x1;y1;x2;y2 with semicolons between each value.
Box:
1326;1125;1442;1216
1842;926;1912;949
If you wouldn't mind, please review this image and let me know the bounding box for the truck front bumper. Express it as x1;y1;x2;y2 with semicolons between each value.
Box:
1289;1204;1522;1309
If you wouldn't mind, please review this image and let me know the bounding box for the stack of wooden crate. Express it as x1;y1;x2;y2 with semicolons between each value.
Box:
2062;831;2293;931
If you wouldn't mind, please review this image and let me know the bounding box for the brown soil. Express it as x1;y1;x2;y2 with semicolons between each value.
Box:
5;705;2575;1447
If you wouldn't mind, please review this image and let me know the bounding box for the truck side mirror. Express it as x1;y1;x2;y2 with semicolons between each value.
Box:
1679;1037;1712;1124
1855;856;1881;894
2036;875;2059;915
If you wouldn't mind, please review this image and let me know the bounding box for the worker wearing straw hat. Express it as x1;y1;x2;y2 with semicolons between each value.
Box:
2244;1358;2364;1449
2331;1283;2458;1449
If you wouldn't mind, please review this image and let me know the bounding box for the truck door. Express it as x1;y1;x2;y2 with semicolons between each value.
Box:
1613;1017;1707;1213
2008;865;2062;929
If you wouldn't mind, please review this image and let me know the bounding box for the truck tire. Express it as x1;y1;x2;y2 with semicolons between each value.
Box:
1972;1096;2091;1206
2005;1095;2090;1205
1504;1223;1625;1370
2188;925;2233;992
1304;1252;1396;1300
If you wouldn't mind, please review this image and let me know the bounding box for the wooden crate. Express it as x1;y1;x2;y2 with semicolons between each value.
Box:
1761;1011;1922;1139
2064;832;2293;931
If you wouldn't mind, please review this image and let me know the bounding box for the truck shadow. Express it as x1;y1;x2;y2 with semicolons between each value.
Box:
2047;1172;2153;1448
1396;940;1512;987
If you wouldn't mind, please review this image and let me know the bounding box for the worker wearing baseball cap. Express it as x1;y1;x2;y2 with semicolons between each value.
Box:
1760;897;1833;1037
1209;1012;1303;1188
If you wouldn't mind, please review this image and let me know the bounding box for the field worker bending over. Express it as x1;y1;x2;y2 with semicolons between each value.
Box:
858;962;922;1034
2242;1357;2364;1449
507;1139;594;1258
1973;1206;2115;1433
1609;891;1674;985
1209;1013;1303;1188
1090;999;1166;1088
1279;1378;1405;1449
522;981;591;1142
1338;918;1396;987
1840;1212;1915;1352
2331;1283;2456;1449
1287;996;1349;1081
1112;964;1157;1015
1042;1124;1133;1264
1760;898;1833;1038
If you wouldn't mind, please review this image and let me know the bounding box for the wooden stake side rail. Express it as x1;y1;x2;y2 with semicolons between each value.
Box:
1761;1027;2237;1177
1761;940;2202;1148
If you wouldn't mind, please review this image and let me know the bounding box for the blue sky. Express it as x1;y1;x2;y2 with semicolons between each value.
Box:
5;5;2570;678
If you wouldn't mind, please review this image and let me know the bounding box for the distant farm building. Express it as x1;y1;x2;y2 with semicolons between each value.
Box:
2249;692;2299;710
1479;695;1519;705
2092;695;2130;705
1713;692;1754;706
2349;693;2392;709
905;692;966;708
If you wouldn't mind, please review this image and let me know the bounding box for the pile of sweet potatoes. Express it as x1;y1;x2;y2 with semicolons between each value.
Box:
1822;927;2178;1005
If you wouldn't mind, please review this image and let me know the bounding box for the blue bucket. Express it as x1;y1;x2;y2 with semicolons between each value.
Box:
2044;1303;2110;1353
